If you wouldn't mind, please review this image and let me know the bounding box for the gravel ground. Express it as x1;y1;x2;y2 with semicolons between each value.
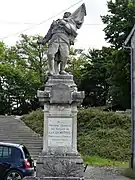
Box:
34;166;131;180
84;166;131;180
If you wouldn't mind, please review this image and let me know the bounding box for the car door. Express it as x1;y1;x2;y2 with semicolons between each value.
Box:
0;145;10;180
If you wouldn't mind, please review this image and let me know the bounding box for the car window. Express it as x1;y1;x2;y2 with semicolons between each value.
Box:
22;146;30;159
0;146;3;157
3;146;11;157
13;148;23;159
0;146;12;158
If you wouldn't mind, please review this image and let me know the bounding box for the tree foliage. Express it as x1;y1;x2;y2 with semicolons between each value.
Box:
100;0;134;109
0;34;47;115
101;0;135;48
1;0;135;114
79;47;112;107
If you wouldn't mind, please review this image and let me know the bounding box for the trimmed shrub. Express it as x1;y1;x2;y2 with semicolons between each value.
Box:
22;109;44;135
77;108;130;133
77;108;131;161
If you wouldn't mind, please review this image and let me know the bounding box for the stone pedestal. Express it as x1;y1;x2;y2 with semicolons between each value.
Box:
24;75;85;180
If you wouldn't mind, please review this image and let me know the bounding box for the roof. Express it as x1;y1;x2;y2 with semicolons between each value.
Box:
0;142;22;148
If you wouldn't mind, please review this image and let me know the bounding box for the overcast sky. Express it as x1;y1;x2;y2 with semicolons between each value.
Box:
0;0;108;50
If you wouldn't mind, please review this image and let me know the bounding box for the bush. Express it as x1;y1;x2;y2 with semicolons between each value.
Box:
77;108;131;161
22;108;131;161
22;109;44;135
77;108;130;134
78;129;130;161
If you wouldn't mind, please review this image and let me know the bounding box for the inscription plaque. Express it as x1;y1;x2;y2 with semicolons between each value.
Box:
48;118;72;147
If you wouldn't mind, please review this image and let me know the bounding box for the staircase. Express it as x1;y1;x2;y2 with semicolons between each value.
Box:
0;115;43;160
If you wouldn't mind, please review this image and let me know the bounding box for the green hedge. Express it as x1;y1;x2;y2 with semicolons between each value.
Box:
22;108;131;161
22;109;44;136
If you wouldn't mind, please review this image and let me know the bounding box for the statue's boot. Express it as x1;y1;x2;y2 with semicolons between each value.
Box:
60;70;69;75
47;72;54;76
47;57;55;75
60;57;69;75
54;61;60;75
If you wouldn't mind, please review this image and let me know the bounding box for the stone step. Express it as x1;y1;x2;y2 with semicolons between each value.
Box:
0;139;42;142
0;140;43;144
0;135;42;138
0;142;42;148
0;116;43;160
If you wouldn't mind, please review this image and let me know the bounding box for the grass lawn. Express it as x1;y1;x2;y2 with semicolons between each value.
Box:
83;156;135;179
83;155;128;167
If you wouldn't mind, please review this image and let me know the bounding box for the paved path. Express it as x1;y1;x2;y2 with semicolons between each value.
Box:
85;166;131;180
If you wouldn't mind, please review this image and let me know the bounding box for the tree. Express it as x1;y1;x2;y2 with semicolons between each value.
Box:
79;47;112;107
67;49;88;88
0;42;12;114
100;0;134;109
105;48;130;108
13;34;48;114
15;34;48;85
101;0;135;49
0;34;48;115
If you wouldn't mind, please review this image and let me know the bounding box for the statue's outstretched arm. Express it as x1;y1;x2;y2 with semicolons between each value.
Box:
42;23;53;44
37;21;55;45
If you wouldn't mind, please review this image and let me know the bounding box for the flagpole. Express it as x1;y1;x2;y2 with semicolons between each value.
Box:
130;42;134;169
124;25;135;169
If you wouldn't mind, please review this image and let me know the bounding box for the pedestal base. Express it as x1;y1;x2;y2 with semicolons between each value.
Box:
31;74;85;180
35;153;84;179
23;153;85;180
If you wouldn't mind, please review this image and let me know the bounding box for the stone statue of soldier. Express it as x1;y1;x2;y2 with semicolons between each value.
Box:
38;3;86;76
